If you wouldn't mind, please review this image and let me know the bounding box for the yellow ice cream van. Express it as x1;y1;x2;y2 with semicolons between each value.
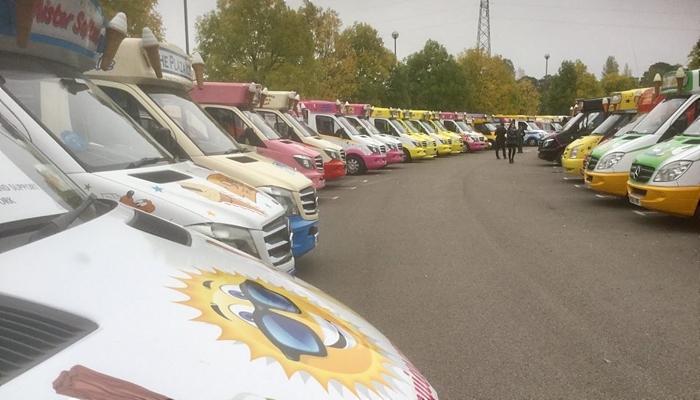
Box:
86;39;320;258
368;107;427;161
404;110;451;156
428;112;465;154
397;110;438;158
469;114;498;146
561;88;648;176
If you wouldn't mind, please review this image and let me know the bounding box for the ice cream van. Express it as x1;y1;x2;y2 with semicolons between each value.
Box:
469;114;498;146
427;112;465;154
344;103;404;164
405;111;452;156
561;89;649;176
300;100;387;175
86;39;319;258
440;112;486;152
256;91;346;181
367;107;427;161
0;2;440;399
395;110;438;158
190;83;325;189
585;68;700;197
0;9;297;272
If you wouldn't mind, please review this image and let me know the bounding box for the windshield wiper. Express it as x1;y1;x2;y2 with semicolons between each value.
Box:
126;157;167;169
224;148;240;154
29;194;96;242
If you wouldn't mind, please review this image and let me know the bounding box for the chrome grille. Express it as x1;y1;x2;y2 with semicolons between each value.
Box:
432;141;437;147
421;141;427;148
314;155;323;171
479;137;485;142
629;163;655;183
379;145;387;155
586;156;599;171
263;217;293;267
447;139;452;145
300;186;318;215
339;149;346;163
397;143;403;151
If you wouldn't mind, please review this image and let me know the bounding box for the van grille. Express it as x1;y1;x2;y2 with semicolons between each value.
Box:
299;186;318;215
339;149;346;163
314;155;323;171
629;163;655;183
421;141;427;148
586;156;599;171
396;143;403;151
263;217;293;267
0;295;98;385
379;145;387;155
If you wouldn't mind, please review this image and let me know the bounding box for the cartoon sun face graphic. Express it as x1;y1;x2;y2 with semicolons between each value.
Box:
171;269;398;396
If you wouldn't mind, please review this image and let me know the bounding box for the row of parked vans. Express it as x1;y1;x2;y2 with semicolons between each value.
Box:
539;67;700;220
0;2;438;399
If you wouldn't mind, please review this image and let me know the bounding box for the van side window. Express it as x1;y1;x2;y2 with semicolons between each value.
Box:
315;115;335;136
444;120;455;132
374;119;389;134
205;107;264;147
99;85;189;160
260;111;294;141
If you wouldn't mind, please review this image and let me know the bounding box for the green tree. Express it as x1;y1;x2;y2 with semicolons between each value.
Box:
544;61;578;115
600;73;639;95
688;37;700;69
381;63;412;108
196;0;313;86
622;63;633;77
101;0;164;40
337;23;394;104
573;60;603;98
640;62;681;86
516;78;540;114
404;40;466;110
457;48;518;113
601;56;619;77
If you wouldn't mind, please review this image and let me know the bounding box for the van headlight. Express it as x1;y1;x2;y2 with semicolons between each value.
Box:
569;146;581;158
653;160;692;182
411;140;420;147
542;138;553;147
596;152;625;170
189;224;260;258
323;148;340;160
258;186;299;216
293;155;314;170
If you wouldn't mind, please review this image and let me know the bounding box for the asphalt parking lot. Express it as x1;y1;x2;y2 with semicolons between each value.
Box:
296;148;700;399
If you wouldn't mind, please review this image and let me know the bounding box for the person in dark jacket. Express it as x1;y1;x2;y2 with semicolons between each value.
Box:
517;122;525;153
494;121;507;159
506;123;519;163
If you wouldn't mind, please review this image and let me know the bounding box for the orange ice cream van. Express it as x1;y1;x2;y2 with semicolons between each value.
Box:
191;82;326;189
257;90;347;181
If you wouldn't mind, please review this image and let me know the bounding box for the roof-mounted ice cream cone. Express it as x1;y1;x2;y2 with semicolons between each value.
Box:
287;91;297;110
100;12;128;71
247;82;257;106
15;0;39;48
142;28;162;78
191;52;205;89
675;67;685;93
259;87;268;107
652;73;662;101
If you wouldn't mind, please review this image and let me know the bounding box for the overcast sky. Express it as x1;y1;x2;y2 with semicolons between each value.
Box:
157;0;699;79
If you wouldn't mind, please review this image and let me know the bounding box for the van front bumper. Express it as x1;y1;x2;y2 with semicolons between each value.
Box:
386;149;404;164
584;171;628;197
290;215;318;258
562;158;585;175
323;160;346;181
627;183;700;216
407;146;426;159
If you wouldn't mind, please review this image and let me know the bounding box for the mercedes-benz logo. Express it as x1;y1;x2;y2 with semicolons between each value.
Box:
630;165;641;180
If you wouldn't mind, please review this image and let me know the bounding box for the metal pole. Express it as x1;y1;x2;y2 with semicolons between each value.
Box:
184;0;190;54
391;31;399;62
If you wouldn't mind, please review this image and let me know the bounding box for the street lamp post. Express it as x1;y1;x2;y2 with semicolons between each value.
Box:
183;0;189;54
544;53;550;76
391;31;399;60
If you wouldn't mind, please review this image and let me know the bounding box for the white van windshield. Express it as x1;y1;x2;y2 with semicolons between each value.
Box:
418;120;437;133
590;113;633;136
358;118;382;135
390;119;408;134
244;111;281;140
629;97;687;135
281;113;319;137
455;121;473;132
1;55;171;172
141;86;241;156
337;116;364;137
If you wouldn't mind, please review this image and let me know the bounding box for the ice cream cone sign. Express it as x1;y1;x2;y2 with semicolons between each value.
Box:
602;97;609;114
191;52;205;89
675;67;686;93
652;73;662;101
259;87;268;107
247;82;257;105
100;12;128;71
14;0;39;48
142;28;162;78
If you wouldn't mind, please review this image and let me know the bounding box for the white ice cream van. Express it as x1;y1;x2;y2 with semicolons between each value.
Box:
0;3;439;399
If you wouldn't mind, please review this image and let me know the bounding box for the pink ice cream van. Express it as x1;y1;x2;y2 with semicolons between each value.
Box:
300;100;387;175
440;112;486;152
345;103;404;165
191;82;326;189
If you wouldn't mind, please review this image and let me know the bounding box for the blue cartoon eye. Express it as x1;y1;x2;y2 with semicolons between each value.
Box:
220;284;247;300
228;304;257;327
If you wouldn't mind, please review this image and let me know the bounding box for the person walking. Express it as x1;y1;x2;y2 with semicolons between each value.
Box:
506;123;519;163
517;121;525;153
494;121;507;159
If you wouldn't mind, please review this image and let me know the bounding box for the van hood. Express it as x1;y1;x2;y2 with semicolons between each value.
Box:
305;136;344;151
0;206;437;400
202;153;315;190
591;133;645;158
634;136;700;168
267;140;321;158
82;161;281;229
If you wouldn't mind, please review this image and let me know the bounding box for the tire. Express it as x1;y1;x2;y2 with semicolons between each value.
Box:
346;154;366;175
527;138;537;146
555;148;564;166
403;148;413;162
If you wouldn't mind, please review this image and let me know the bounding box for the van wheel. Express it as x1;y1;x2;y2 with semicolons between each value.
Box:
403;148;413;162
527;138;538;146
346;155;366;175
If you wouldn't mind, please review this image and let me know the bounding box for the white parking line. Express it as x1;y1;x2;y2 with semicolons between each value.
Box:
563;177;581;181
632;210;658;216
574;184;583;188
595;194;616;199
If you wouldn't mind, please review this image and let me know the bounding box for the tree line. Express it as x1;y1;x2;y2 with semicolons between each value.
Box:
102;0;700;116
